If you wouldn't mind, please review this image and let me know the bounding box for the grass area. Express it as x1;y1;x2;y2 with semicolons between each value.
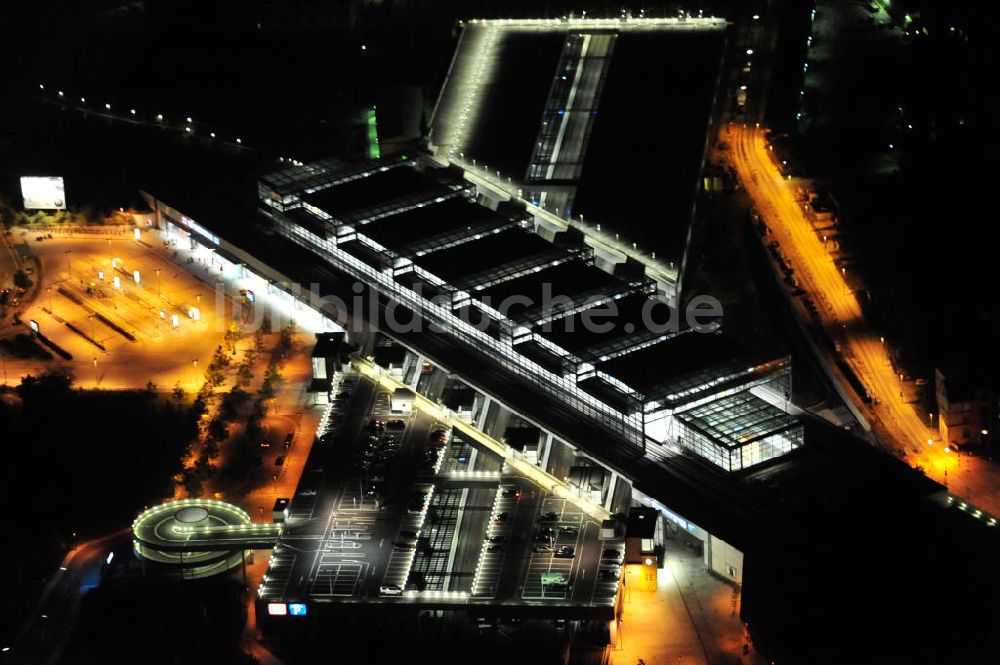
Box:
60;577;255;665
0;372;199;644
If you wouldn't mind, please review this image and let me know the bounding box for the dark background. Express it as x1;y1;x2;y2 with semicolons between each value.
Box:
2;2;999;664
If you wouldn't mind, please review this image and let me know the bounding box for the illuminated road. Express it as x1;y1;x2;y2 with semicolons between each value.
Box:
725;123;1000;514
8;529;130;665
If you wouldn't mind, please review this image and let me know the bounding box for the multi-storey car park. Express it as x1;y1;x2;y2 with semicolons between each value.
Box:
132;14;1000;664
253;368;627;630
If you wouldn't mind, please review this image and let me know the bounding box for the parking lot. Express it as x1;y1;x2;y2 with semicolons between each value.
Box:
262;368;624;613
521;497;587;600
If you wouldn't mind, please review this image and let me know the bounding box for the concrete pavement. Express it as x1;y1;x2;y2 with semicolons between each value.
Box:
612;543;766;665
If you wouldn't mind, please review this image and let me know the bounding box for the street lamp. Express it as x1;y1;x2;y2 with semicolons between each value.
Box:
92;356;98;387
155;268;162;296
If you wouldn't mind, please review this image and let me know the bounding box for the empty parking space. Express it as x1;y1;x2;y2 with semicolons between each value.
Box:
409;488;464;592
522;498;586;601
311;557;367;597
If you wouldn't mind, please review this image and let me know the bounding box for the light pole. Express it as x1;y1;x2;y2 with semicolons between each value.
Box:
92;356;98;387
88;314;95;343
155;268;162;297
192;359;199;389
65;249;73;279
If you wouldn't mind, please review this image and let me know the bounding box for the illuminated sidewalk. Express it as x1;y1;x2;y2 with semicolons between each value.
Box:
612;553;766;665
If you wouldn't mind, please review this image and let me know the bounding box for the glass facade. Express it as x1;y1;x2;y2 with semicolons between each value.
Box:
675;391;803;472
260;162;793;453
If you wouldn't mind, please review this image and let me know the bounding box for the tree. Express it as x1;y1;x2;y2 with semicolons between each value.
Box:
13;269;31;290
182;470;203;498
145;380;157;395
0;201;16;229
172;382;185;400
191;396;207;419
17;371;72;399
224;324;241;354
220;386;249;420
237;363;253;387
207;418;229;442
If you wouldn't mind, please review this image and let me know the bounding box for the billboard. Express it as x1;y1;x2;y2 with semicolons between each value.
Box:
20;176;66;210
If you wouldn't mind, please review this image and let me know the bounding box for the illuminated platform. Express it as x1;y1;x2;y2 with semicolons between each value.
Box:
427;15;728;295
255;158;791;455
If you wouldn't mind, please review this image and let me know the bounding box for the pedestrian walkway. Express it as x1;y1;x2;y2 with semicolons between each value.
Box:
612;542;767;665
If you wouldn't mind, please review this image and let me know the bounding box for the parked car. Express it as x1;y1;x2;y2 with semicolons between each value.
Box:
380;585;403;596
555;546;575;559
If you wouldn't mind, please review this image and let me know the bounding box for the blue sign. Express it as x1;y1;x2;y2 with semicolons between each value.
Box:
288;603;308;616
245;289;255;303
